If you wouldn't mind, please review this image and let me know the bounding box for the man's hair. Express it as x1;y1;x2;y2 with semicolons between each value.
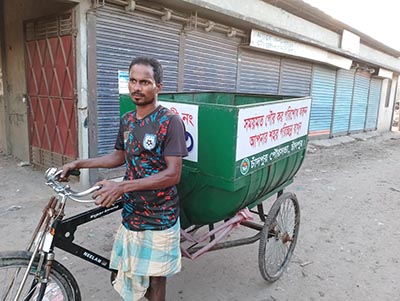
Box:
129;56;163;84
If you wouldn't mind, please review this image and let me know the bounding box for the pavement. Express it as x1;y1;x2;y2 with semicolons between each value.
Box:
307;130;396;151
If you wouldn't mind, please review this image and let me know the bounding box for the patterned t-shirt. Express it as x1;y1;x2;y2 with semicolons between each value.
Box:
114;105;188;231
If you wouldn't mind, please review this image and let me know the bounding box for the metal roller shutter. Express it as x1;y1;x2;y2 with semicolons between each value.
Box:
309;65;336;136
279;58;312;96
95;6;182;155
237;49;280;94
365;78;382;130
183;30;240;91
350;72;370;132
332;69;355;135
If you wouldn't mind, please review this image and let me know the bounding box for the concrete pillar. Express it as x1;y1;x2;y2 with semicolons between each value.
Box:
75;0;91;186
0;0;9;154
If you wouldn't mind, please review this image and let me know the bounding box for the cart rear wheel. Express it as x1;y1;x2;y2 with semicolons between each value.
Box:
258;192;300;282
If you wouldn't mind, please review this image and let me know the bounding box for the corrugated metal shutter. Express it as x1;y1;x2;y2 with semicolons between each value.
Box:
350;72;370;132
279;58;312;96
183;30;240;91
332;69;355;135
365;78;382;130
96;6;182;155
309;65;336;136
237;49;280;94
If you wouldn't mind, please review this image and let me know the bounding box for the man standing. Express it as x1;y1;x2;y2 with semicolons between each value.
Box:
61;56;188;301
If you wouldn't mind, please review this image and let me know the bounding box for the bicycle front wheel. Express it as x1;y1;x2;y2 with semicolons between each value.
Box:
0;250;81;301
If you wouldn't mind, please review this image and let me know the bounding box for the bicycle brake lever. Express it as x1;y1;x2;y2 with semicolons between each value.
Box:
45;167;60;181
93;185;102;191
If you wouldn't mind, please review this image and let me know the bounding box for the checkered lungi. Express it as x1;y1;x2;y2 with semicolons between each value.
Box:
109;220;181;301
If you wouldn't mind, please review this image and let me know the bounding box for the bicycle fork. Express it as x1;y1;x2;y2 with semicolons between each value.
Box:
28;252;55;301
12;197;60;301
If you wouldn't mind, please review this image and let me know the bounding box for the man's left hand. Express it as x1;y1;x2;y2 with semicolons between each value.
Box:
92;180;124;207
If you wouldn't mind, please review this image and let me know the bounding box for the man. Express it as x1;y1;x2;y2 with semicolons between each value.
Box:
61;56;188;301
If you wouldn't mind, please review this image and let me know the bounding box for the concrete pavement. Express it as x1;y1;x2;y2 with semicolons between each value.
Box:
307;130;399;150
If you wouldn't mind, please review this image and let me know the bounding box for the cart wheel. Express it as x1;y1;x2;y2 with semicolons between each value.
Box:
258;192;300;282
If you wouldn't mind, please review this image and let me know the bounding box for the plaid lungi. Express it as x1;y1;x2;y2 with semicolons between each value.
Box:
110;220;181;301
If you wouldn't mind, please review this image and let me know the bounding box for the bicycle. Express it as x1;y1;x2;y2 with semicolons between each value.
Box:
0;167;123;301
1;164;301;300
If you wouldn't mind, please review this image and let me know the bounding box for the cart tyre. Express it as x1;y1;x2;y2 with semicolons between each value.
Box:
258;192;300;282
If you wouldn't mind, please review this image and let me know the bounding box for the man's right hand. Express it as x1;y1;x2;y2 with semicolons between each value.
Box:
59;161;79;181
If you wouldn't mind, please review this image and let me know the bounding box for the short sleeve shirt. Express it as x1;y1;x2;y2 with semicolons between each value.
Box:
115;105;188;231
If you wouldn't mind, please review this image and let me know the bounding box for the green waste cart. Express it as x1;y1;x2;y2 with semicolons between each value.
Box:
120;92;311;282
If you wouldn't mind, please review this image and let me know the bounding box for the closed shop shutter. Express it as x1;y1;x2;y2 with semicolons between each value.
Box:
350;72;370;132
279;58;312;96
237;49;280;94
309;65;336;136
365;78;382;130
183;30;240;91
332;69;355;135
25;14;78;167
95;6;182;155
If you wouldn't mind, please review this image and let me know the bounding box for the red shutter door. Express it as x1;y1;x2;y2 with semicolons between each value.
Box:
25;14;78;167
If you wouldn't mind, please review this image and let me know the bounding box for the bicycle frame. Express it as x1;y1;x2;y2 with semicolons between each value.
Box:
7;166;298;301
53;199;123;271
12;194;123;301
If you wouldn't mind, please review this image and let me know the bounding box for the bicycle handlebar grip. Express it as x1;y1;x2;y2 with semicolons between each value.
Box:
67;169;81;177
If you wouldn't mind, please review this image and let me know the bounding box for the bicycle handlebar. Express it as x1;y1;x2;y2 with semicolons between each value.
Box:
45;167;101;203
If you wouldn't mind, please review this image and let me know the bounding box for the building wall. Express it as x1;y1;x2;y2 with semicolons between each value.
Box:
359;44;400;72
377;77;398;131
3;0;27;159
187;0;340;47
0;40;6;153
178;0;400;73
2;0;74;160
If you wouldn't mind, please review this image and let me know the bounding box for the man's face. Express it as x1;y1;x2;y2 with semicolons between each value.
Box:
128;64;162;106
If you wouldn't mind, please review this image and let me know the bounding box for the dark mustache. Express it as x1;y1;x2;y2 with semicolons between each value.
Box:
131;92;145;97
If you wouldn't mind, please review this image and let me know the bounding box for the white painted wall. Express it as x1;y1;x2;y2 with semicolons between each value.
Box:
377;76;399;131
184;0;340;46
359;44;400;72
